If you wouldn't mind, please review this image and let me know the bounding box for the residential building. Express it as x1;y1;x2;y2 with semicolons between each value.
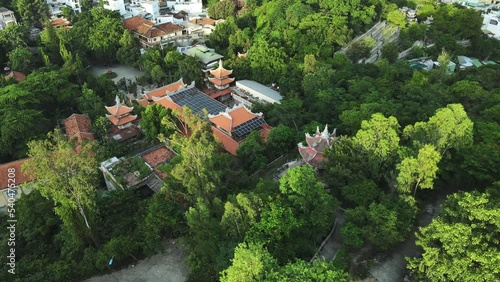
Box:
0;7;16;30
104;0;127;16
0;159;33;211
232;80;283;107
128;0;160;21
183;45;224;87
100;144;176;193
165;0;203;14
123;16;184;48
206;60;234;101
152;83;271;155
46;0;82;16
482;11;500;39
298;125;337;168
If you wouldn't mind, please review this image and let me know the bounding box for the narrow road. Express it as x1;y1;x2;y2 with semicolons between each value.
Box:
85;240;188;282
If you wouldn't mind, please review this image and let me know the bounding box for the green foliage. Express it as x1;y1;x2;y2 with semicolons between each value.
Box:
221;193;265;240
266;124;296;156
208;0;236;20
267;259;350;281
116;30;140;66
15;0;49;26
140;103;174;141
248;38;287;84
381;42;399;63
7;46;32;72
220;242;277;282
407;190;500;281
396;144;441;196
341;179;380;207
23;129;98;245
403;103;473;156
236;131;267;172
387;10;407;28
77;83;105;121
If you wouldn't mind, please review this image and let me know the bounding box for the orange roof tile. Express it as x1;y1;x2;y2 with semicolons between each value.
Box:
230;106;261;127
209;105;262;133
64;114;94;142
190;17;216;26
154;96;182;111
210;114;232;133
156;22;183;34
51;17;70;27
210;67;233;78
106;115;138;126
144;79;186;101
212;126;240;155
3;71;26;82
0;158;32;190
209;77;235;86
123;16;154;32
105;104;134;116
136;99;150;107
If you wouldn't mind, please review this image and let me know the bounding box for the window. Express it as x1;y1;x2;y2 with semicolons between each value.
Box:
490;19;498;25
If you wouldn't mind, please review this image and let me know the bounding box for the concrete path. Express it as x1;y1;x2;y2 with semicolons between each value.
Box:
315;210;345;262
365;198;444;282
85;240;188;282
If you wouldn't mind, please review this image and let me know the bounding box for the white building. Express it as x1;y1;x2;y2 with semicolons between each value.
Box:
0;7;16;30
46;0;82;16
482;11;500;39
232;80;283;106
166;0;203;14
104;0;127;16
128;0;160;21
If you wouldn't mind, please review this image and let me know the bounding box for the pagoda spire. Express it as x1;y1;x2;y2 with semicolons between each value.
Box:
321;124;329;138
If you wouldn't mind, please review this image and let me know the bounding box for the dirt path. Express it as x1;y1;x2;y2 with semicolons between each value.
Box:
85;240;188;282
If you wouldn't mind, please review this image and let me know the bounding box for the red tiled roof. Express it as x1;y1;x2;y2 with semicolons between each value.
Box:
212;126;240;155
209;105;262;133
106;115;138;126
154;96;182;112
0;158;32;190
141;146;176;180
156;22;183;34
209;77;235;86
51;18;70;27
123;16;154;32
144;79;186;101
210;67;233;78
105;104;134;116
136;99;150;107
3;71;26;82
190;17;216;26
64;114;94;142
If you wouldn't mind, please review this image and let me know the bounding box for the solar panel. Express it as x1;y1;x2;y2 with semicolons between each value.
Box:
233;117;265;137
171;87;226;116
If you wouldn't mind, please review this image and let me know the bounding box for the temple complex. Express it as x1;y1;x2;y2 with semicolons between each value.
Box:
105;96;137;129
298;125;337;168
152;84;270;155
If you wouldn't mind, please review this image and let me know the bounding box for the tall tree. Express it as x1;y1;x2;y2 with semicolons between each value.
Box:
7;46;32;73
23;130;98;245
407;190;500;281
140;103;174;141
396;144;441;196
116;30;140;66
403;103;474;157
220;242;277;282
15;0;49;26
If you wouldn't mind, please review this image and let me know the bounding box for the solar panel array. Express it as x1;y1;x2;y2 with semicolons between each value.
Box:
170;87;226;116
233;117;265;137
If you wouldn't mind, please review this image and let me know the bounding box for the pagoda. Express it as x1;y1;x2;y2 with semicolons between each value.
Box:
298;125;337;168
105;96;137;129
208;60;234;98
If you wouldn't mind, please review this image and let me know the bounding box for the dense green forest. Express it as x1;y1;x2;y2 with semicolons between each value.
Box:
1;0;499;281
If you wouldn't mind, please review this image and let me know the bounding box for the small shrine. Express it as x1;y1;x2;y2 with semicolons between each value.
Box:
105;95;137;129
298;125;337;168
